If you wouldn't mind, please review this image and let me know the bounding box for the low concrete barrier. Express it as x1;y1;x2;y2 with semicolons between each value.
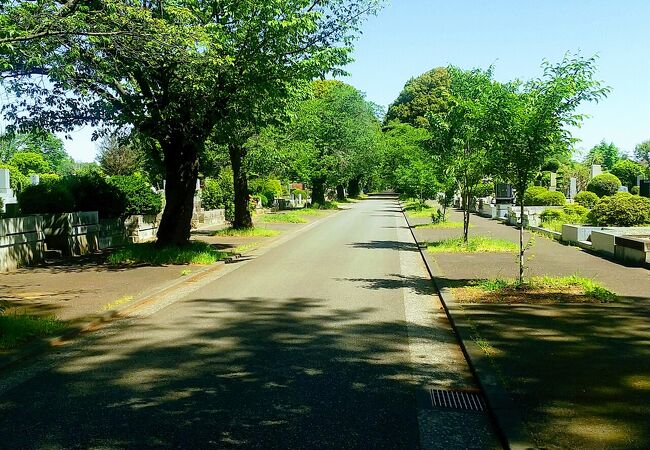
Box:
0;216;45;271
41;212;99;256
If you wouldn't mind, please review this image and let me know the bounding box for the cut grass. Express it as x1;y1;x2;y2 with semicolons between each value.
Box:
540;219;564;233
407;208;438;218
427;236;517;253
414;221;466;229
453;275;617;304
257;212;307;224
0;312;66;350
108;241;227;265
212;227;280;238
310;201;339;210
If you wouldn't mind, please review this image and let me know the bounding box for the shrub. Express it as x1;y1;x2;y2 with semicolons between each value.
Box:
201;168;234;221
540;209;563;222
574;191;599;209
0;163;29;191
523;186;565;206
291;188;308;199
473;182;493;198
18;181;75;214
249;177;283;205
587;173;621;197
67;174;126;218
610;159;644;188
37;173;60;184
540;204;590;231
9;152;50;175
588;193;650;226
631;186;640;195
541;158;561;172
201;178;224;210
108;173;162;216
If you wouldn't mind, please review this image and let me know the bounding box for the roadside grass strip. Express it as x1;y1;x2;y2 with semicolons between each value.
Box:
0;311;66;350
427;236;517;253
212;227;280;238
108;241;228;265
539;219;564;233
310;201;339;210
257;212;307;224
452;275;617;304
414;221;466;229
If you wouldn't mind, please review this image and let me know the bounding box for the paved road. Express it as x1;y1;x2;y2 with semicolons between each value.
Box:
0;196;498;449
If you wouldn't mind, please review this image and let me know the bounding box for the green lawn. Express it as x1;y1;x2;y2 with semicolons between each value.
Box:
414;221;465;229
427;236;517;253
257;212;307;223
108;241;228;265
212;227;280;238
0;312;66;350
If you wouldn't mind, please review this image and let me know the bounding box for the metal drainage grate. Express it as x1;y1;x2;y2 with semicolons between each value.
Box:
429;389;485;411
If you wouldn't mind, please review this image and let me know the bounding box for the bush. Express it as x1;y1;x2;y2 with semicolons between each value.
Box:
631;186;640;195
37;173;60;184
574;191;599;209
201;178;224;210
540;204;590;231
0;163;29;191
201;168;234;221
291;188;308;199
587;173;621;197
540;209;563;222
249;177;283;205
108;173;162;216
541;158;561;172
18;181;75;214
610;159;644;188
473;182;493;198
588;193;650;226
523;186;565;206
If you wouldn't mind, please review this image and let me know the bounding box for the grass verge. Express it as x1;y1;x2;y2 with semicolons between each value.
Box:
310;201;340;210
427;236;517;253
452;275;617;304
257;212;307;224
108;241;227;265
0;312;66;350
414;221;466;229
212;227;280;238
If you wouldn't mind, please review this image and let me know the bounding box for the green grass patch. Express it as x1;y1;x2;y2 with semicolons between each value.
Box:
293;208;326;216
0;312;66;350
407;208;438;218
257;212;307;224
455;275;617;304
108;241;227;265
233;242;261;254
310;201;339;210
212;227;280;238
414;221;466;229
540;219;564;233
427;236;517;253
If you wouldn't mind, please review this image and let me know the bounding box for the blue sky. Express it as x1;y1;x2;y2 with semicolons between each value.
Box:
57;0;650;161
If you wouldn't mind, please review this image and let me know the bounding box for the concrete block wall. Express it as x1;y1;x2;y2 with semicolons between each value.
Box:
0;216;45;271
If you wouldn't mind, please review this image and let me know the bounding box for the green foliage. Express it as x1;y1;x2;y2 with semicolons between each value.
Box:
212;227;279;238
97;132;145;176
584;140;620;170
475;276;616;302
574;191;599;208
201;168;235;219
0;163;29;191
257;212;307;224
9;152;50;175
249;177;283;206
588;193;650;226
540;204;590;231
541;158;561;172
587;173;622;197
631;186;640;195
17;181;75;214
0;131;70;174
610;159;645;188
473;182;494;198
633;140;650;166
291;188;308;199
385;67;451;127
523;186;566;206
108;242;227;266
107;173;162;216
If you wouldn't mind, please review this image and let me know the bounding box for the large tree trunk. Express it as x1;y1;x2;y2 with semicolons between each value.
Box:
336;184;345;201
157;140;200;246
229;143;253;229
311;177;326;205
348;177;361;197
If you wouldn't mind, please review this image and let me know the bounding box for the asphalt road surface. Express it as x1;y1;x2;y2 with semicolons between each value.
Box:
0;196;498;449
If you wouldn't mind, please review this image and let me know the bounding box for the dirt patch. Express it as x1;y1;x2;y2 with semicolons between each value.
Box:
453;285;609;304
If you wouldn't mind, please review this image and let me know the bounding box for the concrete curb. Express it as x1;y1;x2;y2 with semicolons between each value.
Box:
400;204;536;450
0;208;342;375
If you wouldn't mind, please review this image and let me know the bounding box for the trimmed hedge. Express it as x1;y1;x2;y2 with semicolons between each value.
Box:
574;191;599;209
588;193;650;227
523;186;566;206
587;173;621;197
18;173;161;218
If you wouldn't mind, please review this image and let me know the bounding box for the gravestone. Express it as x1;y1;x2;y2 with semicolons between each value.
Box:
569;177;577;199
30;174;40;185
0;168;17;211
618;186;629;193
640;180;650;198
196;179;201;191
495;183;514;205
590;164;602;179
549;172;557;191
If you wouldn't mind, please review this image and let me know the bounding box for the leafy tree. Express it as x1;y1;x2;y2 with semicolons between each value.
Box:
9;152;50;175
97;132;145;176
385;67;450;127
0;131;70;173
428;66;496;242
1;0;381;244
491;54;609;283
584;140;620;170
610;159;644;188
633;139;650;176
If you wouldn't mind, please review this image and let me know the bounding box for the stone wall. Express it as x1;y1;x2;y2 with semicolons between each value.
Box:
41;212;100;257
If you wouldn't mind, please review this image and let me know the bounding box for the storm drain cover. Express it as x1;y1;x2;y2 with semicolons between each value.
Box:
428;389;485;411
